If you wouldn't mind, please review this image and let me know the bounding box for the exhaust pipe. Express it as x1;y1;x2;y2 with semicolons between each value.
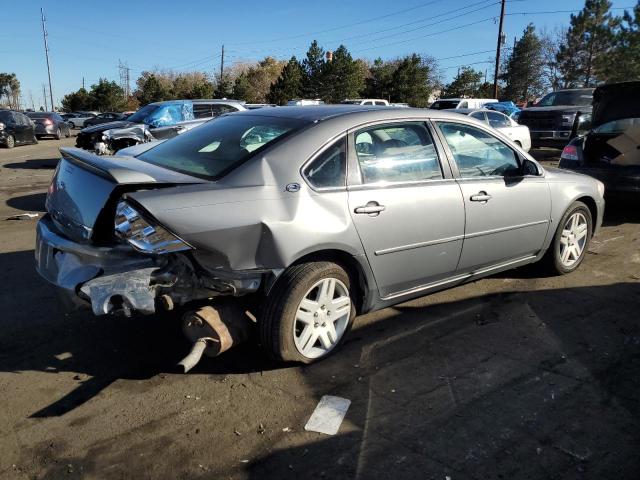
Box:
177;304;251;373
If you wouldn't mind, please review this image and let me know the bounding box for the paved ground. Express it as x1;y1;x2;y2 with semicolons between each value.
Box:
1;139;639;480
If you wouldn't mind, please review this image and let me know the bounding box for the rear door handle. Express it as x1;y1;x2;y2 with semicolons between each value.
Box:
354;201;386;216
470;191;492;202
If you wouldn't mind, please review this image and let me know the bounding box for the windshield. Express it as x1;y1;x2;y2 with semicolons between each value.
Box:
126;104;160;124
138;114;306;180
537;90;593;107
0;111;12;122
430;100;460;110
26;113;51;119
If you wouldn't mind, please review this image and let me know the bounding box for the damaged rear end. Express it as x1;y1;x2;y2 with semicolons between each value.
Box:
36;147;216;316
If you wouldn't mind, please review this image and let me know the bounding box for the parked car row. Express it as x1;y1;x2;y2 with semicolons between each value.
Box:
0;110;72;147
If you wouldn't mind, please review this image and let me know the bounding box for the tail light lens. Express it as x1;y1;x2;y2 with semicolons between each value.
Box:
561;145;579;161
43;119;52;125
114;201;192;254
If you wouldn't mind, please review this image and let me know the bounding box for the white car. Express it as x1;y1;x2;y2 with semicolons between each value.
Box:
430;98;499;110
457;108;532;152
66;111;97;129
341;98;390;106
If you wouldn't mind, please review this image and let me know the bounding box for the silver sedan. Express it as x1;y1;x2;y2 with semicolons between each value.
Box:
35;106;605;364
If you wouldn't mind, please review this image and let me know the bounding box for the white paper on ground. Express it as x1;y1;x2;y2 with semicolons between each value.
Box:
304;395;351;435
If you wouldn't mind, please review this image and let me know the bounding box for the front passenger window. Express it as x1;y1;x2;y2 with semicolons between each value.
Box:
438;122;520;178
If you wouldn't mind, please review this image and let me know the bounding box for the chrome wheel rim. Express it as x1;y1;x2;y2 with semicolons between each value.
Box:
293;277;351;359
559;212;588;268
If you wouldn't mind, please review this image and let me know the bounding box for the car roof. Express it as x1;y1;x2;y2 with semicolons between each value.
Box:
229;105;479;123
150;99;245;106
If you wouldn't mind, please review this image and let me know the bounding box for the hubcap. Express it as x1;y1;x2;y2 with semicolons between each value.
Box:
293;277;351;359
559;212;588;268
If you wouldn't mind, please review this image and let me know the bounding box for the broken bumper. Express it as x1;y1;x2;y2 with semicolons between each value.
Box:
35;215;266;316
35;214;161;314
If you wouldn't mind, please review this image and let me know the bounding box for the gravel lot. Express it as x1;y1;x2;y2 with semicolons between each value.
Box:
1;138;639;480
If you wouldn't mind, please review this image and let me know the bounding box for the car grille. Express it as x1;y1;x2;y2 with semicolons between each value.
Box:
518;112;560;130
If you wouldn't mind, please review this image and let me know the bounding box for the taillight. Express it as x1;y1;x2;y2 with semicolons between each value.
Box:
43;119;53;125
560;144;579;161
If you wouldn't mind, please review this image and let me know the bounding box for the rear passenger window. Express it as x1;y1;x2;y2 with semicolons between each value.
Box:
211;104;237;117
303;138;346;189
354;123;442;184
486;111;510;128
193;104;212;118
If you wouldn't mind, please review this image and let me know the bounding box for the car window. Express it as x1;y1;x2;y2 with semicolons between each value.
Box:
438;122;520;178
193;104;212;118
15;112;28;125
469;111;487;122
354;122;442;184
303;138;346;189
211;104;237;116
374;101;386;106
486;111;510;128
458;101;468;108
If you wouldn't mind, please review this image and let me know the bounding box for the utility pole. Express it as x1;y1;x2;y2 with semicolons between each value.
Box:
41;8;55;110
493;0;506;99
29;90;35;110
82;77;85;89
42;84;48;111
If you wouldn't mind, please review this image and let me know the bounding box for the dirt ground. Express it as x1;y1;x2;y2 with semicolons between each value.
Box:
0;138;639;480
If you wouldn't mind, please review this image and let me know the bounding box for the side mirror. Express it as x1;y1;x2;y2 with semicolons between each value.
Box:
521;159;540;176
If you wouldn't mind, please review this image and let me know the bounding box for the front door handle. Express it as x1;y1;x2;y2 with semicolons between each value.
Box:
470;191;492;202
354;201;386;216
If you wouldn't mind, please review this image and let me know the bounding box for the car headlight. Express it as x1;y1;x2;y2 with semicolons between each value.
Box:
114;200;192;254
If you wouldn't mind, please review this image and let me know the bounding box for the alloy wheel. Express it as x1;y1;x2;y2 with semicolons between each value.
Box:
293;277;351;359
559;212;588;268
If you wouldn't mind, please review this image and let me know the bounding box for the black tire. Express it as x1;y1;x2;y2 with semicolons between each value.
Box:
65;126;71;138
54;128;61;140
4;134;15;148
543;201;592;275
259;261;356;364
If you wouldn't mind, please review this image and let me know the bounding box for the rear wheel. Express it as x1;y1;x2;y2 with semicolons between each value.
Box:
54;128;61;140
65;126;71;138
4;135;15;148
259;262;355;363
544;201;592;274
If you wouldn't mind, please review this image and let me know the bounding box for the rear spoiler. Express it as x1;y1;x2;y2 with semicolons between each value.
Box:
60;147;158;184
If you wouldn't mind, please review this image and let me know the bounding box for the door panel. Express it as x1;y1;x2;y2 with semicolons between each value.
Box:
347;121;465;298
348;183;465;297
456;177;550;270
436;121;551;271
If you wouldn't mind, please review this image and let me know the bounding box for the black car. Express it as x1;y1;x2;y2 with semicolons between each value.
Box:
0;110;37;148
83;112;129;127
559;81;640;194
518;88;594;149
26;112;72;140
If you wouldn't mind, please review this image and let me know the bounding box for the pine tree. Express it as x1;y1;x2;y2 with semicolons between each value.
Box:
364;58;398;100
320;45;365;103
501;24;545;103
268;56;305;105
389;54;436;107
442;67;484;98
302;40;326;98
601;2;640;82
556;0;617;87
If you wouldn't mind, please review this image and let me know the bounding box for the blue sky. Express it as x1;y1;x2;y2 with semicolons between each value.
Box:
1;0;634;109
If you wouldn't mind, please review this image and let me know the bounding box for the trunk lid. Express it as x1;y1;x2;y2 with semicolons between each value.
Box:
80;120;135;134
592;81;640;128
46;147;206;243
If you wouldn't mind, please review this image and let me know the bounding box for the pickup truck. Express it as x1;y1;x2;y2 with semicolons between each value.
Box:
517;88;594;149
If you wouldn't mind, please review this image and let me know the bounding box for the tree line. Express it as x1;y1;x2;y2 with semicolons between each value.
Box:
50;0;640;111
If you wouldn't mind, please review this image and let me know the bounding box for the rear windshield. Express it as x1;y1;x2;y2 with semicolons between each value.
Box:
537;90;593;107
138;114;306;180
430;100;460;110
26;113;52;118
0;111;12;122
594;118;640;134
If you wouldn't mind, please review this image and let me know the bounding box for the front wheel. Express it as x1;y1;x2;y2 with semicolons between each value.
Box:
259;262;355;363
544;201;592;275
4;134;15;148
